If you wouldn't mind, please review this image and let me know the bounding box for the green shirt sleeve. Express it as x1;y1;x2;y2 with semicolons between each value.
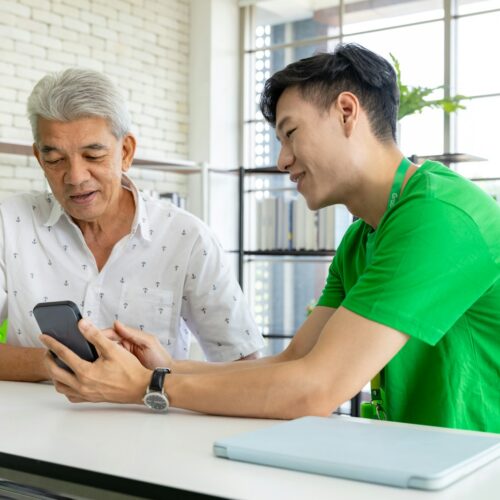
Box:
316;221;364;308
316;253;344;308
342;199;498;345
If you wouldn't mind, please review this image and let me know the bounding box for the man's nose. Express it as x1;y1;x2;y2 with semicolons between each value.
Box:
277;145;294;172
64;158;91;185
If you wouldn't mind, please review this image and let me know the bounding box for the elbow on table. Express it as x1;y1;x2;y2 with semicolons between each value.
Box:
280;386;343;420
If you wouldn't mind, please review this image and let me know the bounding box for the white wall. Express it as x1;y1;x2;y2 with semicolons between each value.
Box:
187;0;241;360
189;0;241;248
0;0;191;200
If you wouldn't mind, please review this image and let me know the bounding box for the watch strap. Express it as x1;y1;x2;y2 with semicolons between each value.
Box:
149;367;171;393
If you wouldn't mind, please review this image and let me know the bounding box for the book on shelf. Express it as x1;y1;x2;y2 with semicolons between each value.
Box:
253;196;352;251
261;197;276;251
160;191;186;209
318;203;352;250
292;195;306;250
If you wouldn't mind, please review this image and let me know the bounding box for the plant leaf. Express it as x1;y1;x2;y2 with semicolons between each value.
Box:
390;54;469;120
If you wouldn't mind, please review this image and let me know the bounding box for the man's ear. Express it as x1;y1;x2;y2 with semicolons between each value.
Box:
333;92;359;138
121;133;137;173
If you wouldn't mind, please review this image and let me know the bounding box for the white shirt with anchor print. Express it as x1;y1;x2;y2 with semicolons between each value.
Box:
0;175;264;361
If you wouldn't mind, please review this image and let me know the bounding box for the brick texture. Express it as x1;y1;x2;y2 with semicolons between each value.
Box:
0;0;190;199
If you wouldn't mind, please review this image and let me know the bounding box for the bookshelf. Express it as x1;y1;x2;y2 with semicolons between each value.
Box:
408;152;485;166
238;166;358;415
237;166;351;284
237;164;351;323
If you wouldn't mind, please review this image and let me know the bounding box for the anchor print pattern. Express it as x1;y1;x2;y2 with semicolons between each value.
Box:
0;185;263;360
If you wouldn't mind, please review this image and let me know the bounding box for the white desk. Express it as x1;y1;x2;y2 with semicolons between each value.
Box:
0;381;498;499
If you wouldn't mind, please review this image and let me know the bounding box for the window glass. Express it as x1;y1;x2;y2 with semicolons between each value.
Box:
456;11;500;96
457;0;500;14
244;258;331;337
344;20;444;90
399;107;444;157
254;0;341;47
343;0;443;33
244;120;277;168
344;20;444;157
455;95;500;177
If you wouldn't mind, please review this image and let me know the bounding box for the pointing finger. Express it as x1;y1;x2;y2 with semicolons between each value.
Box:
78;319;117;358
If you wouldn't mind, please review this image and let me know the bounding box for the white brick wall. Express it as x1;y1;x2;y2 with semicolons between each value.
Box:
0;0;190;199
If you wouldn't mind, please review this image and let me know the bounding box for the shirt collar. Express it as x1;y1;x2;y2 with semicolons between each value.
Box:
43;174;152;242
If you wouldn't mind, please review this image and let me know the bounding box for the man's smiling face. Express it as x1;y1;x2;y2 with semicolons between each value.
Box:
34;116;131;223
275;86;353;211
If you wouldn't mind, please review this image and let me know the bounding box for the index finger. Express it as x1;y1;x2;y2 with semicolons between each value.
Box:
112;321;147;344
101;328;121;342
78;319;117;358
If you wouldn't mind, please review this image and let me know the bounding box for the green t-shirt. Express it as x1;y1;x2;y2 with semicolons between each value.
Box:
317;161;500;432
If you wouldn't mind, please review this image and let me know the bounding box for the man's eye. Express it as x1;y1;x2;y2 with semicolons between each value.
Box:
86;156;105;161
286;128;297;138
44;159;61;165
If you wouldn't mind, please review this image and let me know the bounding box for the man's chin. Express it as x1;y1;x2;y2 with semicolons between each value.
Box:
304;191;338;211
304;196;324;211
65;205;102;223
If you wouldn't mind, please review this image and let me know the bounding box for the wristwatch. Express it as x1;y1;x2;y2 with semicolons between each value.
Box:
143;368;171;412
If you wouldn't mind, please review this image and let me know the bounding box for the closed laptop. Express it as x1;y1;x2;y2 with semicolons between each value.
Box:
213;416;500;490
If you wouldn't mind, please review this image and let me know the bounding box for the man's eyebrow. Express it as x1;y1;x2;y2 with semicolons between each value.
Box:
40;145;59;154
39;143;109;153
81;143;109;151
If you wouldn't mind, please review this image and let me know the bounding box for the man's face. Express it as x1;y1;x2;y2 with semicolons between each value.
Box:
34;116;134;223
275;87;353;210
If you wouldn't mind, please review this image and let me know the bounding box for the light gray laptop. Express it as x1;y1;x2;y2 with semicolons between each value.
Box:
213;416;500;490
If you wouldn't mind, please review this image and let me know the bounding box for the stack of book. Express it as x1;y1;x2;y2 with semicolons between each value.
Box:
160;191;187;209
251;195;352;251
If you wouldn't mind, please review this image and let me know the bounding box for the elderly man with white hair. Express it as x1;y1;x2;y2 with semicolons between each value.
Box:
0;68;263;381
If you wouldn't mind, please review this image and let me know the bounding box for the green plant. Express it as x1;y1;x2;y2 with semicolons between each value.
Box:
390;54;468;120
0;320;7;344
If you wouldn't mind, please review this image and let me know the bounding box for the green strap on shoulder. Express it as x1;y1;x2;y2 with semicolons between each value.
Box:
361;157;411;420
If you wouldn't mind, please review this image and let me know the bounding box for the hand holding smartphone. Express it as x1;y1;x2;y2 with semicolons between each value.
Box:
33;300;98;372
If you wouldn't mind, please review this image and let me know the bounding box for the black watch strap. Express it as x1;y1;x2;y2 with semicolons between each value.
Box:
149;368;171;392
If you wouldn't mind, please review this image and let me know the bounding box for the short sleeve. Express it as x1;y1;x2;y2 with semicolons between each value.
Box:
342;199;498;345
316;220;365;308
0;214;7;322
317;255;344;308
180;226;264;361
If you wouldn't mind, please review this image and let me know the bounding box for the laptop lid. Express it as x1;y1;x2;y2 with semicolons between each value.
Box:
213;416;500;490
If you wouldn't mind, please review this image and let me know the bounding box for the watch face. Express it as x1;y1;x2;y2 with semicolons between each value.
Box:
144;392;169;412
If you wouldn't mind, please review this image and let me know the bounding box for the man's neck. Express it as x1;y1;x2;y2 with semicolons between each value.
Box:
75;188;136;271
346;146;416;230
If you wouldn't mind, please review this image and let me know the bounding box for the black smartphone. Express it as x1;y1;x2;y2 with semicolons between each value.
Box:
33;300;98;372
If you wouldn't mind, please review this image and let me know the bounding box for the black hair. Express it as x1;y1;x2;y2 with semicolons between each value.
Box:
260;43;399;142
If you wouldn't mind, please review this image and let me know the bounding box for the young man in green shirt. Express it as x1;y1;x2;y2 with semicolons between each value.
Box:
42;44;500;432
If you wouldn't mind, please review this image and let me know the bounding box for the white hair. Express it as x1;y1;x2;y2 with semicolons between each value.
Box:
27;68;131;142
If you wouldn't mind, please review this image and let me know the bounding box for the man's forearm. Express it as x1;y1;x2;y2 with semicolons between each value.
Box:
0;344;49;381
164;358;332;419
171;305;334;375
172;351;286;375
